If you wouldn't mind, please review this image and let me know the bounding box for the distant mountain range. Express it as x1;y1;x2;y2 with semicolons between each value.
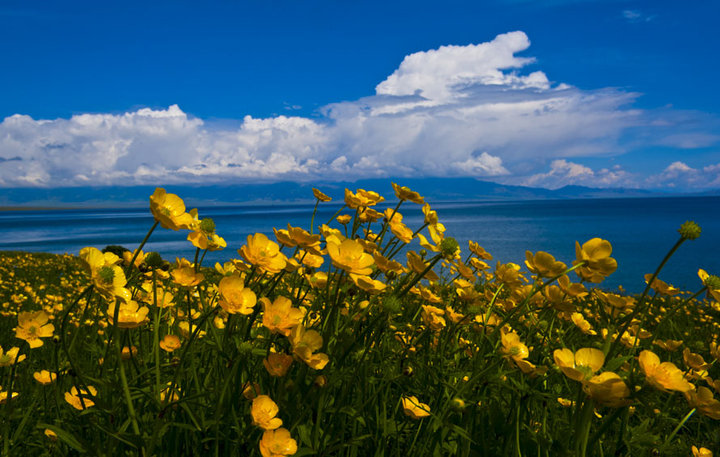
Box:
0;178;716;208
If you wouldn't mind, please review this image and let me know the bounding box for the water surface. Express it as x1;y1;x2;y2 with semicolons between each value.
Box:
2;196;718;293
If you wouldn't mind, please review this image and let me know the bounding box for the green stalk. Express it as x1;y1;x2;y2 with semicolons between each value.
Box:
325;204;348;225
117;336;142;439
608;236;686;358
152;271;162;398
124;220;159;277
395;254;443;298
575;398;595;457
309;199;320;233
664;408;696;446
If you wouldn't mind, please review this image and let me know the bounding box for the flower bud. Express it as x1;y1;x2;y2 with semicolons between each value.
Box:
440;237;460;259
145;252;164;269
450;397;466;411
678;221;701;240
382;295;402;314
199;218;216;233
704;274;720;290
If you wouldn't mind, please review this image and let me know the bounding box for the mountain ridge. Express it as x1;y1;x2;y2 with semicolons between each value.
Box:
0;177;692;208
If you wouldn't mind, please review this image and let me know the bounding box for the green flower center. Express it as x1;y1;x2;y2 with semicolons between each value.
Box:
98;266;115;284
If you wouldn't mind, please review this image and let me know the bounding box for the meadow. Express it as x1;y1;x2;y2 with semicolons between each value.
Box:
1;184;719;456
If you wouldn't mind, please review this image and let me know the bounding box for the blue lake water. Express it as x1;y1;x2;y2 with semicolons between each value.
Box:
1;196;718;293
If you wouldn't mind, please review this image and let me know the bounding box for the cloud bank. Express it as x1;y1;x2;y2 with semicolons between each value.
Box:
1;31;718;189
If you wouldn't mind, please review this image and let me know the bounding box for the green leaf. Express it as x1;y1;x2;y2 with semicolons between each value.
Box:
605;355;633;372
37;423;88;454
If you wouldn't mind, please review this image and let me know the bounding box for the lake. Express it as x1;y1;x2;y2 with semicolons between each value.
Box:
1;196;718;293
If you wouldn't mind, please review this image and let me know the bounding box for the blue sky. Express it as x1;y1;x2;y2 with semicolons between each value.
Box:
1;0;718;190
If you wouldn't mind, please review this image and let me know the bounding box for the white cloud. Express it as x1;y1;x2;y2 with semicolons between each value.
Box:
645;161;720;189
451;152;509;176
375;31;547;102
622;9;656;23
0;31;717;189
521;160;635;189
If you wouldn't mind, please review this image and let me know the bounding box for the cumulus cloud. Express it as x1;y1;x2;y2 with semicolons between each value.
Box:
0;31;717;189
645;161;720;189
521;160;635;189
375;31;548;102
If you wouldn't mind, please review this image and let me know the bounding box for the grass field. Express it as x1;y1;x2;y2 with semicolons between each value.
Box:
1;185;719;456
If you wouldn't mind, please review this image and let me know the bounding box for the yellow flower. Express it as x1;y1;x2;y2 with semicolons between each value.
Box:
468;241;493;260
553;348;605;382
654;339;683;352
312;188;332;202
160;382;181;403
297;250;324;269
391;182;424;204
286;224;322;250
218;275;257;315
417;233;440;253
571;313;597;335
149;188;194;231
358;207;383;223
259;428;298;457
79;247;130;301
0;346;26;367
583;372;630;407
272;228;292;249
692;446;713;457
349;273;387;294
558;275;587;298
263;353;293;377
122;248;147;272
172;263;205;288
289;325;329;370
406;251;439;281
684;348;710;371
644;274;681;296
596;290;635;316
385;209;414;243
373;252;406;276
0;389;19;404
699;269;720;302
44;429;58;441
160;335;182;352
501;331;530;363
305;271;328;289
65;385;97;410
16;310;54;348
242;382;261;400
107;300;150;329
327;238;374;275
573;238;617;283
121;346;138;360
421;305;446;331
638;350;694;393
251;395;283;430
524;251;567;278
239;233;287;274
402;396;431;419
336;214;352;225
685;386;720;419
188;231;227;251
494;262;525;288
344;188;384;209
33;370;57;385
261;296;303;336
422;203;439;225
